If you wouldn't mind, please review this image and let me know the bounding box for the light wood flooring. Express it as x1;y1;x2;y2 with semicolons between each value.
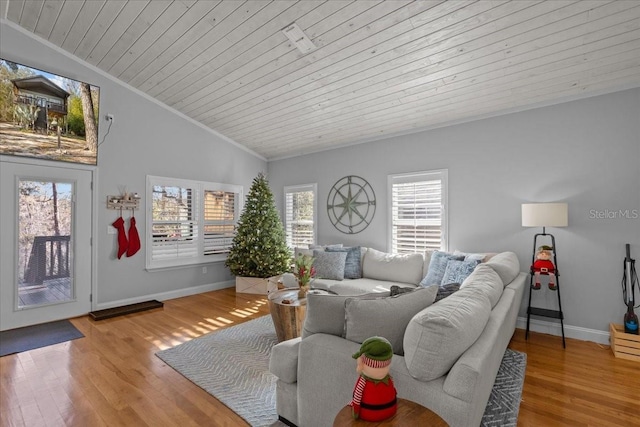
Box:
1;288;638;426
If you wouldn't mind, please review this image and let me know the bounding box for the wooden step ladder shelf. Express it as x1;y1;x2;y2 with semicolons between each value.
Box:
525;230;566;348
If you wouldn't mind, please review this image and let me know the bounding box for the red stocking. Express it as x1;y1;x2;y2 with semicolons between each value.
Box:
112;216;128;259
127;216;141;257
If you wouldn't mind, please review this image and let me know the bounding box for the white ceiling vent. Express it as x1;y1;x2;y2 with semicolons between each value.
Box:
282;22;316;54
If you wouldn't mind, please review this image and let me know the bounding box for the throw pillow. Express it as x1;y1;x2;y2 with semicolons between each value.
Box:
302;292;389;339
344;286;438;356
440;259;479;285
434;282;461;302
363;248;424;284
326;246;362;279
420;251;464;287
313;250;347;280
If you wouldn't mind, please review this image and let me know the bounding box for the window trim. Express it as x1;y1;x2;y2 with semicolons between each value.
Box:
387;169;448;254
145;175;243;271
284;183;317;249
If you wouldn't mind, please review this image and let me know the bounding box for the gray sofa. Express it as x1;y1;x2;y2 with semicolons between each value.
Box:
269;249;525;427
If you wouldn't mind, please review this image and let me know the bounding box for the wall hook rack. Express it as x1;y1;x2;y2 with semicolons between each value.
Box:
107;193;140;210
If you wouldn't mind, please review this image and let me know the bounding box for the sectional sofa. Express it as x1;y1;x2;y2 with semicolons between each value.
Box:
269;248;525;427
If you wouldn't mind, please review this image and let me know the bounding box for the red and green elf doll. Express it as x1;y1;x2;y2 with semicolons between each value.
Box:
349;336;397;421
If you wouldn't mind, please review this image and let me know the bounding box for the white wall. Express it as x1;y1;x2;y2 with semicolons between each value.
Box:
268;88;640;342
1;21;266;308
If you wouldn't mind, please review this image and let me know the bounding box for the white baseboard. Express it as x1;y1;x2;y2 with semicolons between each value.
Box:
94;280;235;311
516;316;611;345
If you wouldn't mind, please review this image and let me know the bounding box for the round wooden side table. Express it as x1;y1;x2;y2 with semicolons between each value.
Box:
333;398;448;426
268;288;307;342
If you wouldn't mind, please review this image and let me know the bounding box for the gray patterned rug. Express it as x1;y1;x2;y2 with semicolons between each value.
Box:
156;316;526;427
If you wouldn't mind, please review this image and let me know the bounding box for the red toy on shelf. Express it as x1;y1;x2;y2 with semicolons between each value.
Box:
532;245;556;290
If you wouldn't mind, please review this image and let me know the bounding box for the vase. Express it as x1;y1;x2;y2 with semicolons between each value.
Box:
298;284;309;298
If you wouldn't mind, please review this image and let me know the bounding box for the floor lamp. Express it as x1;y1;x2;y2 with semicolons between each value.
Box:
522;202;568;347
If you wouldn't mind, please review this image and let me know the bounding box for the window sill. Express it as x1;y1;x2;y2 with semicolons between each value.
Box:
146;258;226;273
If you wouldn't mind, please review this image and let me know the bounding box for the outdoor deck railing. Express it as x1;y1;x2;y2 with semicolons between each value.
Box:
14;95;67;115
24;235;71;285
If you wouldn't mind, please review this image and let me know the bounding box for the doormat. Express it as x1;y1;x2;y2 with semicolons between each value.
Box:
89;299;163;320
0;319;84;357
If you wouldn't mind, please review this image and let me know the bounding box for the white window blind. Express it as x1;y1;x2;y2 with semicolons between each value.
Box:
203;189;237;256
146;176;242;270
389;170;448;254
284;184;317;248
150;183;199;261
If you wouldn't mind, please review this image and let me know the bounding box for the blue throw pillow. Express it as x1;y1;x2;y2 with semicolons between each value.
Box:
441;259;480;285
326;246;362;279
420;251;464;287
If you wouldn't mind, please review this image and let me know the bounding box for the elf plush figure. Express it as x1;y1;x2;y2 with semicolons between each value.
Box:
350;336;397;421
532;245;556;290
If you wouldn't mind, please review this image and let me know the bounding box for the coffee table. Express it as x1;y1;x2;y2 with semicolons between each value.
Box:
268;288;307;342
268;288;334;342
333;397;448;426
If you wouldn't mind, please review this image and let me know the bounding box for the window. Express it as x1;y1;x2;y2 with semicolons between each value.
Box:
389;170;448;254
284;184;317;248
146;176;242;270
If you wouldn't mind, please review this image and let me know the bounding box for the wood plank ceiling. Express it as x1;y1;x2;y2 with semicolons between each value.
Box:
2;1;639;160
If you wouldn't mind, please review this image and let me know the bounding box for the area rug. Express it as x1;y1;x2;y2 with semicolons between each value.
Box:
156;315;526;427
0;319;84;357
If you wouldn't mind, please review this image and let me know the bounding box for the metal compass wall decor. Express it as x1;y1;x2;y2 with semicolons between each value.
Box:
327;175;376;234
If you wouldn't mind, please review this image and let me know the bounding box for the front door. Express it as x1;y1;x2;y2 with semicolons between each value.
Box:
0;159;93;330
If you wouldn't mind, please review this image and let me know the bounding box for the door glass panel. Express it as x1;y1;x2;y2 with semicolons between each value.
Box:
17;180;74;308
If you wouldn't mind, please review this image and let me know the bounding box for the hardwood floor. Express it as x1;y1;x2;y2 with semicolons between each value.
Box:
509;329;639;427
1;288;638;426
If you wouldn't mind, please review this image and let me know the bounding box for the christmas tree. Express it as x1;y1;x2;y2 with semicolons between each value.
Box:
225;172;291;277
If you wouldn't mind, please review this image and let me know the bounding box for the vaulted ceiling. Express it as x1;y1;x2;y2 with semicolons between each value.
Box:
2;1;639;159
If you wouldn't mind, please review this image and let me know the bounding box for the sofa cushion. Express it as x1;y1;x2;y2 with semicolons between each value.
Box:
344;286;438;355
326;246;362;279
440;259;479;285
485;251;520;286
313;250;347;280
301;291;389;339
420;251;465;287
460;263;503;308
423;250;433;280
403;286;492;381
363;248;424;284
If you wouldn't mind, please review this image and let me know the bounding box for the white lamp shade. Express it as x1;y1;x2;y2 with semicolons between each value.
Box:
522;203;568;227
